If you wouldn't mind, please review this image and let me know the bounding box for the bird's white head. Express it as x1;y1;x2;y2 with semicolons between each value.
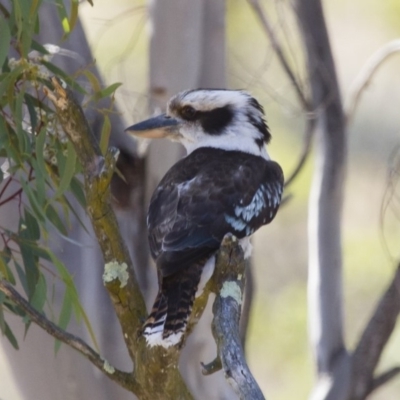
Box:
126;89;271;159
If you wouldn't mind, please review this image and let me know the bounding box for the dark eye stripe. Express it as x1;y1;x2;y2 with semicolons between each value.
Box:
198;105;233;135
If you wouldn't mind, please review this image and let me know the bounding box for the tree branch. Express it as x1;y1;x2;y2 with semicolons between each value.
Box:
284;116;316;188
0;278;136;391
370;366;400;395
345;39;400;123
44;77;147;360
248;0;310;110
44;77;194;400
350;264;400;399
203;235;265;400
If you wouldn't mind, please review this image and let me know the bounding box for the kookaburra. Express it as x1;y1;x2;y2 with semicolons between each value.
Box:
126;89;284;348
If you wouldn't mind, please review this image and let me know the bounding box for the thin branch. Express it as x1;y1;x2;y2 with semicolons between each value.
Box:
248;0;310;110
284;116;316;187
369;366;400;395
0;278;136;391
345;39;400;123
205;235;265;400
350;264;400;400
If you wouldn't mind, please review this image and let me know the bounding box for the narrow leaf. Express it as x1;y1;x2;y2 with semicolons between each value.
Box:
69;177;86;208
4;321;19;349
41;61;86;94
15;261;29;297
69;0;79;33
18;232;39;300
45;203;68;235
55;289;72;353
54;141;76;198
24;93;38;133
0;16;11;68
99;115;111;155
95;82;122;100
24;208;40;241
31;272;47;313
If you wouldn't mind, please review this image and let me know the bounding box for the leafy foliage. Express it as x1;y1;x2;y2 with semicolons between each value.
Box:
0;0;116;351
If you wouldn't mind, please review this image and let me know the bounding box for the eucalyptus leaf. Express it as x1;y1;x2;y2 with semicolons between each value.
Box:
0;15;11;68
55;289;72;353
31;272;47;313
4;321;19;349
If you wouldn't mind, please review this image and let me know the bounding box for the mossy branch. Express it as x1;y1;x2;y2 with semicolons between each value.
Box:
44;77;193;399
44;77;147;361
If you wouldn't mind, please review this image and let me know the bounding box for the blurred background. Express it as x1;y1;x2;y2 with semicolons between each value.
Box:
1;0;400;399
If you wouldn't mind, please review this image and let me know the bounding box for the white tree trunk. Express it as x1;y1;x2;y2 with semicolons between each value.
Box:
295;1;351;399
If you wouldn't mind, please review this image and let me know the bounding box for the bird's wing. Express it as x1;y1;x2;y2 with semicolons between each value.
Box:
148;149;284;277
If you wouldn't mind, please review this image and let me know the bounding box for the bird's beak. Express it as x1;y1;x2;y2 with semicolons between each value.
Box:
125;114;180;139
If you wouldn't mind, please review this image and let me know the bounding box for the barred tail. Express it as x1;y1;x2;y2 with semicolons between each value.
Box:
142;262;204;348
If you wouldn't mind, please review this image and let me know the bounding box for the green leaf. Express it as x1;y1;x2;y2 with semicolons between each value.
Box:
83;69;101;94
15;261;29;297
0;16;11;69
35;127;48;178
41;61;86;94
99;115;111;155
31;272;46;313
0;247;15;284
20;179;46;222
55;289;72;353
31;39;49;55
24;93;38;133
54;141;76;199
95;82;122;101
4;321;19;349
30;157;46;207
24;208;40;241
69;177;86;208
0;64;24;104
45;203;68;235
10;87;31;158
19;231;39;300
69;0;79;33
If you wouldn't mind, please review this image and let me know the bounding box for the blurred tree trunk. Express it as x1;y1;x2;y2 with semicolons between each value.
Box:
145;1;236;398
295;1;351;399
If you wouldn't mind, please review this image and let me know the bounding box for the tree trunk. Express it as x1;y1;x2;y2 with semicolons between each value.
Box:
295;1;350;399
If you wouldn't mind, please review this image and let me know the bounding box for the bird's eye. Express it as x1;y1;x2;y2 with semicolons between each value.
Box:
181;105;197;120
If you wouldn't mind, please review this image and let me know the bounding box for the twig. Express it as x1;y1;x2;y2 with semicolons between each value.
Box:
345;39;400;123
0;278;136;391
205;235;265;400
248;0;310;110
350;264;400;399
284;116;316;187
370;366;400;394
